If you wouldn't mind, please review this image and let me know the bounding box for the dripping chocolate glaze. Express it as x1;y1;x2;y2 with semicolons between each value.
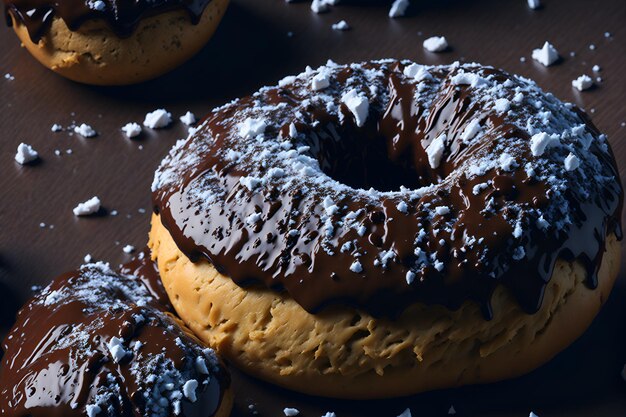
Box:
3;0;214;43
152;60;623;319
0;258;230;417
120;247;174;311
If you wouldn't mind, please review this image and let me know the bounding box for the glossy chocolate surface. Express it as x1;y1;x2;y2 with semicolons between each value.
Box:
0;260;230;417
3;0;214;42
153;61;622;318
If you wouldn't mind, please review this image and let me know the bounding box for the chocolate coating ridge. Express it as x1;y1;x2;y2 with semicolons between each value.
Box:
0;259;230;417
3;0;214;42
152;60;622;318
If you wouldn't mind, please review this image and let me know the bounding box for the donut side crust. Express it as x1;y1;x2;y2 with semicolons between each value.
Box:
8;0;230;85
149;213;620;399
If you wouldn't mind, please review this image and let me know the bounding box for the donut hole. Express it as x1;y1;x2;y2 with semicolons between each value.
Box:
303;122;428;192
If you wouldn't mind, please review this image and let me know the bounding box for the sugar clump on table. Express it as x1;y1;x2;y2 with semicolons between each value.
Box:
143;109;172;129
180;111;197;126
527;0;541;9
14;143;39;165
423;36;448;52
331;20;349;30
532;41;559;66
74;123;97;138
572;75;593;91
311;0;331;13
122;122;142;138
73;196;101;216
397;408;412;417
389;0;410;17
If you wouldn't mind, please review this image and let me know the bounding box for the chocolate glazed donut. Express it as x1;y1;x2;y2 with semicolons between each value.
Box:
2;0;229;85
3;0;214;43
152;60;622;319
0;260;232;417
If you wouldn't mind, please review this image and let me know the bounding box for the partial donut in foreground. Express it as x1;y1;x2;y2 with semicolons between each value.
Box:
0;260;233;417
3;0;230;85
150;60;622;398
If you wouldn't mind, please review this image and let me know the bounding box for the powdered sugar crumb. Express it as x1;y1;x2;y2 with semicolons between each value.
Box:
122;122;142;138
423;36;449;52
572;75;593;91
74;123;97;138
143;109;172;129
332;20;350;31
532;42;559;66
15;143;39;165
389;0;410;18
73;196;101;216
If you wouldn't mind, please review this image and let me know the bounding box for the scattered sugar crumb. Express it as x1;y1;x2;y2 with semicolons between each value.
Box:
122;122;142;138
589;44;596;50
73;196;101;216
423;36;448;52
84;254;93;263
311;0;330;13
15;143;39;165
592;65;601;72
51;124;62;132
529;413;539;417
532;41;559;66
122;245;135;254
74;123;97;138
572;74;593;91
389;0;410;18
322;413;336;417
180;111;197;126
332;20;350;31
143;109;172;129
527;0;541;9
284;408;300;416
4;73;14;81
397;408;412;417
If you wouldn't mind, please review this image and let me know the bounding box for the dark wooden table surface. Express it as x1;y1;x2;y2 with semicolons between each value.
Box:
1;0;625;416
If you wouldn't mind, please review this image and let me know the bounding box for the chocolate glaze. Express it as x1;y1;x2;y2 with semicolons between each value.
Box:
152;60;622;318
3;0;214;43
0;260;230;417
120;248;173;311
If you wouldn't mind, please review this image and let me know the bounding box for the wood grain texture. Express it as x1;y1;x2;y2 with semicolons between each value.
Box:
0;0;625;416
